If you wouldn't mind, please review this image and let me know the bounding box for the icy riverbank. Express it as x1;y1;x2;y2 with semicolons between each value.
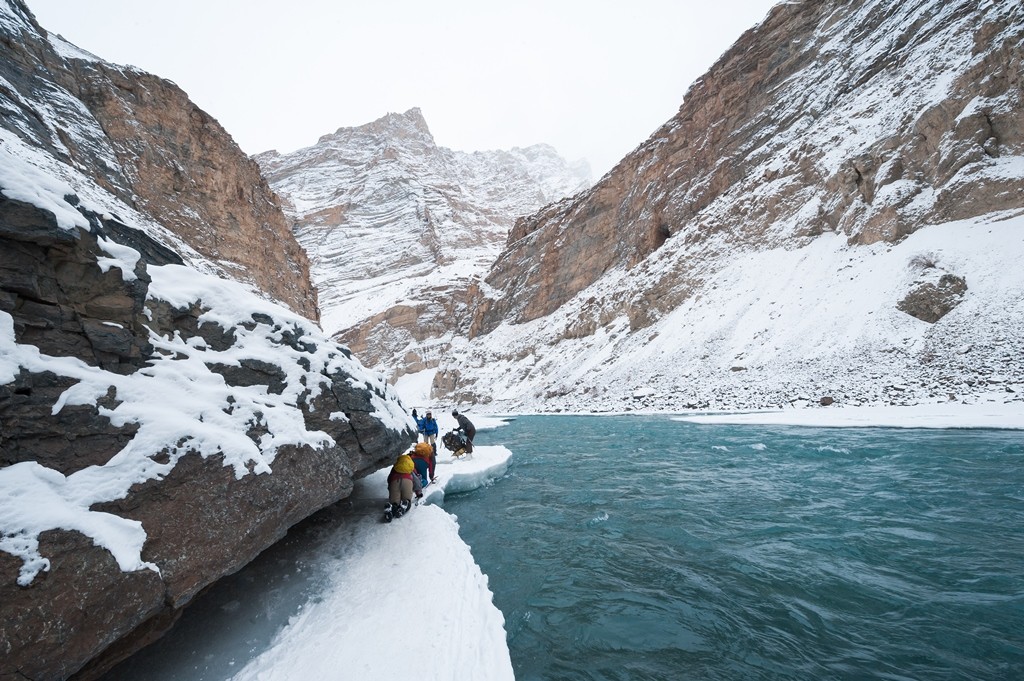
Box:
672;399;1024;429
225;443;515;681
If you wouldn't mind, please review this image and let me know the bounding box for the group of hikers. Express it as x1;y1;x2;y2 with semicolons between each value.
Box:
384;408;476;521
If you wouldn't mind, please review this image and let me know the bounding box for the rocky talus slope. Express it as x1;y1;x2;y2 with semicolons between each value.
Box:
435;0;1024;411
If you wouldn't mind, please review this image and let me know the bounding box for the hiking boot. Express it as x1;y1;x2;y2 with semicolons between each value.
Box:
391;502;403;518
400;499;412;514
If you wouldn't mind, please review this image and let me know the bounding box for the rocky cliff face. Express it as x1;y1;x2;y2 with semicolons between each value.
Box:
0;0;318;320
0;2;414;678
255;108;590;377
478;0;1024;330
436;0;1024;411
0;191;411;680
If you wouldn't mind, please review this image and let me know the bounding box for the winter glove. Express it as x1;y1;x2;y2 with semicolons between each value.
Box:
412;408;418;418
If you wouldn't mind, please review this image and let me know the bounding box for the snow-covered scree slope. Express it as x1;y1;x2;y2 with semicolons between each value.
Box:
227;446;515;681
255;108;591;376
451;214;1024;412
432;0;1024;413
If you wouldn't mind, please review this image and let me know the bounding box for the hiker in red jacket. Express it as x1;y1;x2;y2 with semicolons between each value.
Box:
409;441;435;486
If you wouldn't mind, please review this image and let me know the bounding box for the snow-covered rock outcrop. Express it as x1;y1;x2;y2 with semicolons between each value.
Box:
0;2;414;678
255;108;591;376
435;0;1024;412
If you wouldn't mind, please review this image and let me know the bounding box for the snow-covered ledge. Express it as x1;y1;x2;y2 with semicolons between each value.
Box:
229;445;516;681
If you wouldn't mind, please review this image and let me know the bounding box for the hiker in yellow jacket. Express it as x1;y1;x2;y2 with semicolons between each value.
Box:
385;451;423;521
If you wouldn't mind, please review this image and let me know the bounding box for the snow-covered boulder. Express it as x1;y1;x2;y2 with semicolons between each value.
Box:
0;172;418;678
0;182;416;680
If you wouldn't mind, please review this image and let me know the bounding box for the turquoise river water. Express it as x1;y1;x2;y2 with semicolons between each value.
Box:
448;415;1024;681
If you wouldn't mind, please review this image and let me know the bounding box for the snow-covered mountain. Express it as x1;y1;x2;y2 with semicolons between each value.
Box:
421;0;1024;413
0;2;414;678
255;108;591;374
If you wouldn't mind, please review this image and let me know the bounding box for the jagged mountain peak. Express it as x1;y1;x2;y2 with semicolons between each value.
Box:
360;106;433;138
310;106;436;150
256;110;592;377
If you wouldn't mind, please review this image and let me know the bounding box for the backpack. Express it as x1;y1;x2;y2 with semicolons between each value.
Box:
442;429;468;453
393;454;415;474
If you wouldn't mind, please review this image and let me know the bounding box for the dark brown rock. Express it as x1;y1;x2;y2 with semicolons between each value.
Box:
0;195;154;375
0;187;412;680
0;530;167;681
897;274;969;323
0;369;140;474
0;0;318;321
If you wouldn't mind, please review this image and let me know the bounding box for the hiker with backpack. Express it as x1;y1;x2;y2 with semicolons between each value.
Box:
413;408;439;455
451;409;476;455
384;449;423;521
410;441;435;486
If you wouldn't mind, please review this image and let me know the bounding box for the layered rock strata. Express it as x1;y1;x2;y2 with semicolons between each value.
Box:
474;0;1024;332
0;0;318;319
256;108;591;378
437;0;1024;411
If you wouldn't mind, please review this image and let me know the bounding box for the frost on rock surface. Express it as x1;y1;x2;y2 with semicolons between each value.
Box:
1;130;410;584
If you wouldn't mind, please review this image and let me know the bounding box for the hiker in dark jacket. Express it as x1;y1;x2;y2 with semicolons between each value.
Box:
451;409;476;454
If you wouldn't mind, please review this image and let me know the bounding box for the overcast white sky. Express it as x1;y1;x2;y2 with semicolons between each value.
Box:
27;0;778;178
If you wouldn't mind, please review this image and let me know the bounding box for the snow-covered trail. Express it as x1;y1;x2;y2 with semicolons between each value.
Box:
228;445;515;681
